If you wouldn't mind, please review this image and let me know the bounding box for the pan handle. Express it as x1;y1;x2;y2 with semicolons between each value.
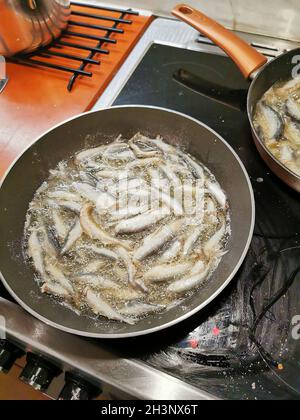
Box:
172;4;268;79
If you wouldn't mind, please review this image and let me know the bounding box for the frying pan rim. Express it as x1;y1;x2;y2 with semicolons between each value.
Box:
0;105;255;339
247;48;300;183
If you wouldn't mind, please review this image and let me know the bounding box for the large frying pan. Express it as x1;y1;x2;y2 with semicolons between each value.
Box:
0;106;254;338
173;4;300;193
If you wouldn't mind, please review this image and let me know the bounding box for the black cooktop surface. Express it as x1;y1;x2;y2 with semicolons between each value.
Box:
112;44;300;400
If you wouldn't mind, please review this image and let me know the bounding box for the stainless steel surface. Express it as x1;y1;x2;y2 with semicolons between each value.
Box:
0;105;254;339
76;0;300;42
0;298;216;400
0;0;70;57
96;18;300;109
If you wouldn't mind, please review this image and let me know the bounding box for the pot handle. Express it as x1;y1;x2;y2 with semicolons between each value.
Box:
172;4;267;79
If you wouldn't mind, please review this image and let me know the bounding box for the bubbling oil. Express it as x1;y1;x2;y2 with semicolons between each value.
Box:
24;135;231;323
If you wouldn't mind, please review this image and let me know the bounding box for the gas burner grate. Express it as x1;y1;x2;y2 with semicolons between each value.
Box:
9;2;139;91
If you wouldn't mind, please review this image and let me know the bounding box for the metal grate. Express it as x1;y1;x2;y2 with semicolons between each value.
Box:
9;2;139;91
196;33;282;58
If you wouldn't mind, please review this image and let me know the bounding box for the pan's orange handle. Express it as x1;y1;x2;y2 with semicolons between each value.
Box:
172;4;267;79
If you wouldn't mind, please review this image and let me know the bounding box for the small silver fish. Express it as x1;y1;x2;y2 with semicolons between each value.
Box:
119;302;165;317
190;259;205;274
256;102;284;140
95;193;116;215
183;226;203;256
95;170;128;181
144;262;194;282
74;274;118;290
129;134;161;159
159;240;182;263
48;199;82;215
39;225;58;258
61;219;82;255
103;142;130;156
115;208;168;234
286;97;300;122
79;171;98;186
45;262;74;294
126;157;161;171
85;289;135;325
144;136;177;155
280;145;294;164
109;179;148;199
72;182;101;203
203;220;227;258
284;118;300;146
205;197;217;214
48;190;82;202
116;247;147;293
134;219;184;261
83;244;119;260
110;205;149;221
167;266;210;293
75;145;106;163
169;163;192;177
160;163;181;185
41;282;70;299
27;230;45;275
80;204;132;250
206;181;227;209
52;209;68;241
179;152;205;181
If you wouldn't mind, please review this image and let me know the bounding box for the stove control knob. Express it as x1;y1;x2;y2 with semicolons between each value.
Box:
58;372;101;400
0;340;25;374
19;353;62;392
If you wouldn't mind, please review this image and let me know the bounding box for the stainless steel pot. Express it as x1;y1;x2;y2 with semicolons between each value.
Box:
0;106;255;339
0;0;70;57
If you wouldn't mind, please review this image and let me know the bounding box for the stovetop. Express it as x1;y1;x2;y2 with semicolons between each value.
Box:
1;17;300;400
111;43;300;399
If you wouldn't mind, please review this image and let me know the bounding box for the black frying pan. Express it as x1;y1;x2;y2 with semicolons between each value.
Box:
0;106;254;338
173;4;300;193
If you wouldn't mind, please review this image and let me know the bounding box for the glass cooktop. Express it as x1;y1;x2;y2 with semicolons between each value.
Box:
112;43;300;400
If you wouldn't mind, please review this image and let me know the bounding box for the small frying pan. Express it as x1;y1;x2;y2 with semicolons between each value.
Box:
0;106;254;338
173;4;300;193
